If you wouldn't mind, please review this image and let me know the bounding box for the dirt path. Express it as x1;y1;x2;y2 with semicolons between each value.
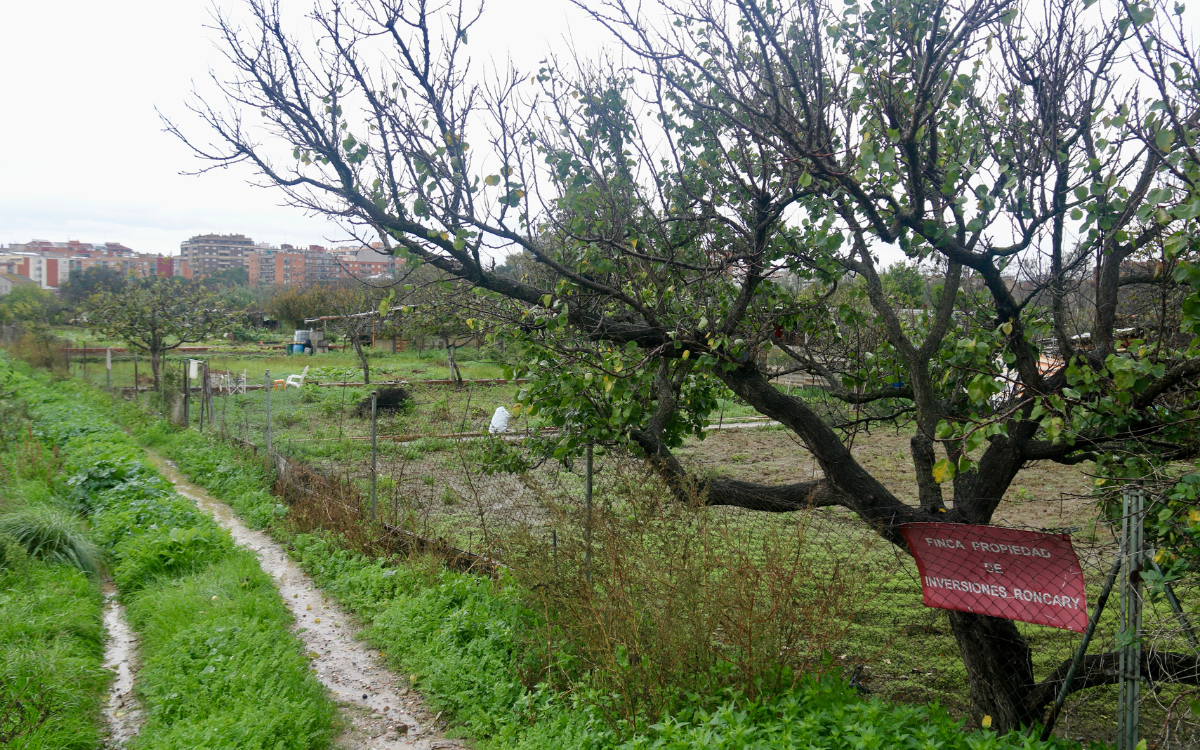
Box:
101;583;142;748
146;453;465;750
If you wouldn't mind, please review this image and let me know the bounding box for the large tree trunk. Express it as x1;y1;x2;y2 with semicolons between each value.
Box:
149;348;161;391
947;611;1040;733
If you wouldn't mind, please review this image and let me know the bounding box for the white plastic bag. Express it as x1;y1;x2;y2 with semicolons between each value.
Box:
489;406;511;434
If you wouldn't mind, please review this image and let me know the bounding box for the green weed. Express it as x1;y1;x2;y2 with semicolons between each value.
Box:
0;506;103;578
0;562;107;750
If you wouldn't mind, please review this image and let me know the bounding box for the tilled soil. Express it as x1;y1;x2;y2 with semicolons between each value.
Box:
148;453;467;750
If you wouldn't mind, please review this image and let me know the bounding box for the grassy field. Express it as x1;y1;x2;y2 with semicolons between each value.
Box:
63;340;507;391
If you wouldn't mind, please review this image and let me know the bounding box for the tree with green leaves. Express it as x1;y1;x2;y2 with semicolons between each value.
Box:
85;278;227;389
0;285;60;326
201;266;250;289
176;0;1200;730
58;267;127;308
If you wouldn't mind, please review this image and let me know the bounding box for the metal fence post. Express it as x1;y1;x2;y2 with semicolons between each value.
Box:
199;362;206;432
1040;552;1124;741
585;440;593;582
183;361;190;428
265;369;272;454
370;390;378;521
133;350;139;404
105;348;111;389
1118;487;1144;750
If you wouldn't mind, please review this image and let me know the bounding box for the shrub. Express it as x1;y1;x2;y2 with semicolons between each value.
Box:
620;675;1082;750
0;506;102;578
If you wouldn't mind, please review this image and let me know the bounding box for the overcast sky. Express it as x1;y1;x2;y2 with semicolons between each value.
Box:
0;0;597;256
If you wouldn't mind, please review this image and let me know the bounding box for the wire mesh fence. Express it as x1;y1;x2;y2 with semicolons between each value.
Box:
133;375;1200;746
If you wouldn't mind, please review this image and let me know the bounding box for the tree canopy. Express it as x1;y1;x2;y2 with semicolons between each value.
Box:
85;278;227;389
175;0;1200;731
59;267;127;308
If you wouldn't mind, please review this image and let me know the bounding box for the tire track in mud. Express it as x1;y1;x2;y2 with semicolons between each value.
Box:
146;453;466;750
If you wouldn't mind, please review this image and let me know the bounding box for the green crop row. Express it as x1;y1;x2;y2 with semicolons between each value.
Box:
0;357;339;750
128;397;1087;750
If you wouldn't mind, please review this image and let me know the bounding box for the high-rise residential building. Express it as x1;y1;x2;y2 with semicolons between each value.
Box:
247;244;381;286
0;252;62;289
180;233;256;277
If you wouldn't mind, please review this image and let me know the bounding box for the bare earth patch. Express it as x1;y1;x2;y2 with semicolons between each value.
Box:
674;426;1102;531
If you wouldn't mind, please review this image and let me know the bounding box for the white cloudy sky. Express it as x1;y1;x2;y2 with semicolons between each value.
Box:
0;0;598;256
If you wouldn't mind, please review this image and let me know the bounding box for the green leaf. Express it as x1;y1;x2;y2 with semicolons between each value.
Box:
964;429;985;453
932;459;955;484
1128;4;1154;25
484;175;501;186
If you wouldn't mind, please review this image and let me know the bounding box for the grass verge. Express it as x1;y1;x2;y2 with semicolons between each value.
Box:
1;356;339;750
0;367;107;750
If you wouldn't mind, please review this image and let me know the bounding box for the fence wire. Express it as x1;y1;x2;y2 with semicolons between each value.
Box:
142;377;1200;747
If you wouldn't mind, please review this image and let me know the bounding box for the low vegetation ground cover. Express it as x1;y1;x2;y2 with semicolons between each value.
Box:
116;375;1090;749
0;375;108;749
0;356;340;750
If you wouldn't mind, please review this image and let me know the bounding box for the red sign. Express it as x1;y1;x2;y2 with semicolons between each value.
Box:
900;523;1088;633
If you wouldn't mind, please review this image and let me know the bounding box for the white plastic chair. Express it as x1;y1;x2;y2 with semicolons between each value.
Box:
282;365;309;389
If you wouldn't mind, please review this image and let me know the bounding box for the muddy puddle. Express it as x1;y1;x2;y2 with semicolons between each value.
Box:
101;583;143;748
146;452;465;750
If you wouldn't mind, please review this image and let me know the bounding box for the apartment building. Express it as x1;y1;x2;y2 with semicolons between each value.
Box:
66;253;190;281
248;244;334;286
0;252;62;289
180;233;256;277
329;244;400;280
1;241;190;290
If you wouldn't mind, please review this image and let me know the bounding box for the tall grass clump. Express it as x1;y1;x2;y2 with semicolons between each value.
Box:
497;461;893;736
0;505;102;578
